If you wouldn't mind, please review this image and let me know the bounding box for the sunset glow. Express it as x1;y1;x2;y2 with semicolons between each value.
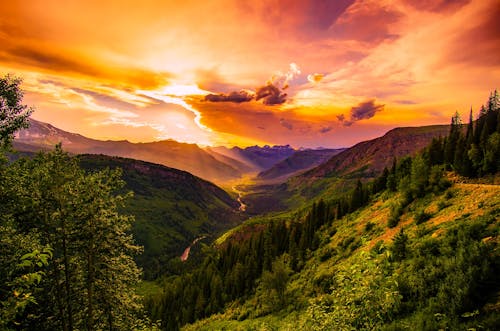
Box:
1;0;499;147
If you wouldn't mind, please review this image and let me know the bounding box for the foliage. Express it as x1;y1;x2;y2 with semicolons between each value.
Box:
300;253;400;331
1;146;144;330
0;74;33;149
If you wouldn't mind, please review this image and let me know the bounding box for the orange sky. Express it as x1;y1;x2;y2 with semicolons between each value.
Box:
1;0;499;148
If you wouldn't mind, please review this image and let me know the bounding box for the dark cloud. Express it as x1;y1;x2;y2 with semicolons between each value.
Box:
280;118;293;130
256;83;287;105
404;0;470;13
351;99;384;120
338;100;384;126
205;90;254;103
205;82;288;105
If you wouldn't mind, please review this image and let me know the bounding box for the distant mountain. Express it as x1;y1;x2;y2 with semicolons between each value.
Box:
208;144;296;172
257;148;346;182
302;125;450;179
14;119;242;183
242;125;451;215
77;154;242;279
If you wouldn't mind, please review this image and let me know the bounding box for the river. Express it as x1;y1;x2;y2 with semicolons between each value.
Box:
180;236;207;261
232;185;247;212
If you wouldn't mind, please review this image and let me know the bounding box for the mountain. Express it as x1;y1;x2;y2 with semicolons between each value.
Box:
302;125;450;179
242;125;451;215
257;148;346;182
14;119;243;183
208;145;296;172
77;154;242;279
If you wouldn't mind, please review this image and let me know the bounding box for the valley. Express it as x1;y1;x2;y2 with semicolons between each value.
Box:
2;2;499;329
4;88;500;330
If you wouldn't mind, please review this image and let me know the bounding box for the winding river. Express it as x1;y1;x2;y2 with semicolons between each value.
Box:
180;236;206;261
232;185;247;212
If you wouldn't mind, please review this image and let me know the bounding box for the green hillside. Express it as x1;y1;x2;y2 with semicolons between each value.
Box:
77;154;242;279
184;182;500;330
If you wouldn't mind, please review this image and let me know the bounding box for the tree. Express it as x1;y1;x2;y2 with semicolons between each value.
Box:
0;74;33;149
391;228;408;261
261;255;291;308
409;154;429;198
444;112;462;165
2;146;143;330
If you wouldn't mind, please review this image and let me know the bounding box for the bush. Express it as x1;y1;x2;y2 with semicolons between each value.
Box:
414;210;432;225
388;203;404;228
364;221;375;232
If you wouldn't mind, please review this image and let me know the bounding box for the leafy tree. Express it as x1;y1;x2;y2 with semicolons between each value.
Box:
1;146;142;330
0;74;33;149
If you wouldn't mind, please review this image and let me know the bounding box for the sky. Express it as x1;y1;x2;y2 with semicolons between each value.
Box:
1;0;499;148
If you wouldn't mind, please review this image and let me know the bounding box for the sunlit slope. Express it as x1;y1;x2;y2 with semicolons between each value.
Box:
185;183;500;330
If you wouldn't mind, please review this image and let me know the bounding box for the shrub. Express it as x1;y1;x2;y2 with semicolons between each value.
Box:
414;210;432;225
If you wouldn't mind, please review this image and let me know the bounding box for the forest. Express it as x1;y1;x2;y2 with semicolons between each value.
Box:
1;74;499;330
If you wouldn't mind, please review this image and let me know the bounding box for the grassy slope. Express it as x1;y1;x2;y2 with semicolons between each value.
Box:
184;182;500;330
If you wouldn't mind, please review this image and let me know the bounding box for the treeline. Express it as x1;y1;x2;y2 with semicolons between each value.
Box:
429;90;500;177
0;76;156;330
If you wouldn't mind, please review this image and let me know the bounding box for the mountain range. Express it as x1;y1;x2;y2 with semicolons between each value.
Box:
15;119;300;183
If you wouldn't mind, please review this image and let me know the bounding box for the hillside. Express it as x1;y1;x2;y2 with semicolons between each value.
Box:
15;119;243;183
257;148;345;182
77;154;242;279
303;125;450;179
183;182;500;330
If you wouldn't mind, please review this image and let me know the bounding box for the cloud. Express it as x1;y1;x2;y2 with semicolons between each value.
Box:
403;0;471;13
329;2;401;44
251;0;355;38
307;73;324;83
445;1;500;67
205;63;299;105
205;90;254;103
279;118;293;130
319;126;333;134
338;99;384;126
256;83;287;105
0;44;171;89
